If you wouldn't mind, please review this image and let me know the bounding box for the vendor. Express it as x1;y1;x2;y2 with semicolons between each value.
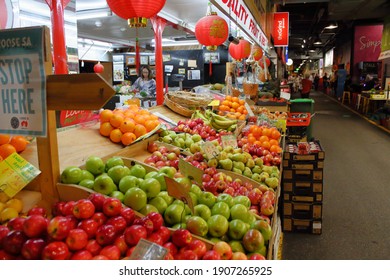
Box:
132;66;156;97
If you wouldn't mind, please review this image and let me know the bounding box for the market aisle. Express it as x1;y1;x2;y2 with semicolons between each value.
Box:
282;90;390;260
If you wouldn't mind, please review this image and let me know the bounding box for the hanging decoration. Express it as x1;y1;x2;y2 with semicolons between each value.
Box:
258;57;271;68
252;45;264;61
228;38;251;61
195;4;228;51
106;0;166;28
94;62;104;74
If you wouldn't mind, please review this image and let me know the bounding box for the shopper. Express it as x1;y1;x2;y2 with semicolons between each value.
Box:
323;73;329;94
314;73;319;91
301;74;313;98
132;66;156;97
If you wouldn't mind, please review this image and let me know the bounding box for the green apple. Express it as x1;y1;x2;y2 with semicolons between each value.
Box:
242;229;265;253
123;187;147;211
229;240;245;253
216;193;234;208
107;165;131;185
158;166;176;179
152;172;168;191
188;192;198;206
80;170;94;181
93;173;117;195
139;178;161;198
228;219;249;240
191;134;202;143
110;190;125;202
118;175;140;193
130;164;146;179
207;214;229;237
194;204;211;221
164;204;186;226
139;204;159;215
148;196;168;214
79;179;94;189
198;191;216;208
61;166;83;184
211;202;230;219
105;156;124;171
230;204;249;221
253;245;267;257
244;212;257;224
171;223;186;229
186;216;208;237
251;219;272;243
233;195;251;209
190;184;203;197
85;156;105;176
144;171;159;179
157;191;174;205
175;177;192;189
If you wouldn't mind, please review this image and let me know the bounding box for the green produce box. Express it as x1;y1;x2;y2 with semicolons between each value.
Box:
289;99;315;140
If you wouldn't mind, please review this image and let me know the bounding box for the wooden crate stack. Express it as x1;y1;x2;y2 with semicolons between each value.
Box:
281;141;325;234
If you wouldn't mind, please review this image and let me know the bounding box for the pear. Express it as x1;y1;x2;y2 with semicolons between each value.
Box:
218;158;233;171
185;138;194;149
262;166;273;175
252;165;263;174
259;172;270;182
207;158;218;168
265;177;279;189
223;146;235;154
218;151;229;160
232;167;243;175
233;161;245;172
230;153;245;163
270;172;280;178
243;167;253;177
251;173;262;183
246;158;255;168
233;148;242;154
254;157;264;167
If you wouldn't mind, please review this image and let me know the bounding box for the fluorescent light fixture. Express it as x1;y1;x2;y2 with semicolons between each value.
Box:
78;38;113;48
325;21;338;29
76;10;111;20
151;40;200;47
314;35;322;45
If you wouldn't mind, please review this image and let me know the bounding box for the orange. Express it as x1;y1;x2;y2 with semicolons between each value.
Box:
232;96;239;103
121;132;137;146
270;145;280;153
247;135;256;144
0;144;17;159
0;134;10;145
262;127;271;137
225;96;232;101
128;104;140;112
123;110;136;119
149;114;159;121
238;114;246;121
238;99;245;105
99;122;114;137
109;113;124;128
221;100;230;107
134;114;147;125
145;120;159;132
254;140;262;146
229;108;236;113
9;136;28;153
269;139;279;146
270;129;281;140
119;119;136;133
252;127;262;138
236;106;245;113
134;124;147;138
99;109;113;123
243;109;248;115
249;125;257;133
261;141;271;150
109;128;123;143
259;135;269;143
231;102;240;110
138;109;150;115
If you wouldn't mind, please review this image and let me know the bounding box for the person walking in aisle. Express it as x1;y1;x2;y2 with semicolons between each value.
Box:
132;66;156;97
314;73;319;91
323;73;329;94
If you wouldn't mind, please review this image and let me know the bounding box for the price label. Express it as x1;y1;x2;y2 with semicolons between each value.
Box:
201;142;220;159
0;153;41;198
128;238;168;260
165;176;194;214
178;158;203;186
208;100;220;106
280;91;291;100
221;135;238;149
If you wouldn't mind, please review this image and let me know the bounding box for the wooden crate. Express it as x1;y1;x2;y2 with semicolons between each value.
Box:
283;143;325;162
283;217;322;235
282;180;323;202
283;201;322;219
283;159;324;170
283;169;323;181
283;192;323;203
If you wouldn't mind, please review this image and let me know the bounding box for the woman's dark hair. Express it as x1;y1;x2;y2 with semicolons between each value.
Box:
140;66;153;80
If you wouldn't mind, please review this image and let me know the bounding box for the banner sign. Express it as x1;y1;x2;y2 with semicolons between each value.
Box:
273;12;289;46
353;25;383;63
0;27;47;136
379;16;390;60
211;0;269;50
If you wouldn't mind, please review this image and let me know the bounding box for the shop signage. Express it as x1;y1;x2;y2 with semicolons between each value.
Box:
0;0;14;30
353;25;383;63
0;27;47;136
379;16;390;60
211;0;268;50
273;12;289;46
59;110;96;127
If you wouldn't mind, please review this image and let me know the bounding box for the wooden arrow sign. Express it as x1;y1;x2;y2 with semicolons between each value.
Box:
46;73;115;110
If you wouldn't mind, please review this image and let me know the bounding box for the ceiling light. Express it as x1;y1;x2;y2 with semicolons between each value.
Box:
325;21;338;29
286;58;293;66
95;20;102;27
120;27;126;32
314;35;322;45
301;44;305;48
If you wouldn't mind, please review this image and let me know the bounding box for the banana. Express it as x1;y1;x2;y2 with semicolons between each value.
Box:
212;117;237;128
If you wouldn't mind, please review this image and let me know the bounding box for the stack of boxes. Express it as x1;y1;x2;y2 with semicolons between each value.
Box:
281;141;325;234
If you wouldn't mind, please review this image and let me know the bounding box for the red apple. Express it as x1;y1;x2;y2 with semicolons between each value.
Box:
213;241;233;260
7;217;26;231
163;242;178;256
164;252;174;260
202;250;221;260
77;219;99;239
248;253;266;260
0;249;14;260
65;215;78;230
95;224;117;246
70;250;93;260
100;245;121;260
171;229;192;248
177;249;198;260
134;217;154;236
155;226;171;244
2;230;27;255
147;232;163;245
120;207;136;226
114;234;128;256
73;199;95;219
23;214;48;238
106;216;127;235
66;229;88;251
186;239;207;259
147;142;159;153
42;241;70;260
85;239;102;256
27;207;47;217
231;251;248;260
102;197;122;217
62;201;76;216
124;225;147;247
125;246;136;258
92;254;109;260
146;212;164;231
248;188;262;205
88;193;106;211
242;229;264;252
92;212;108;227
0;225;10;249
51;201;66;217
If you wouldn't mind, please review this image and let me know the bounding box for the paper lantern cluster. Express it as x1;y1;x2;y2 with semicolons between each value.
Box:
228;38;251;61
195;12;228;51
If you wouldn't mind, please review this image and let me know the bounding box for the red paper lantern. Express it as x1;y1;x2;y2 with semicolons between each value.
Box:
228;39;251;61
106;0;166;27
195;12;228;51
252;45;263;61
259;57;271;68
94;63;104;74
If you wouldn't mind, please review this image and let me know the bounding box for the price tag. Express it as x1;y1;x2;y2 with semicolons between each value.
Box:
275;119;287;133
201;142;220;159
280;91;291;100
208;100;220;107
165;176;194;213
244;103;255;116
178;158;203;186
128;238;168;260
0;153;41;198
221;135;238;149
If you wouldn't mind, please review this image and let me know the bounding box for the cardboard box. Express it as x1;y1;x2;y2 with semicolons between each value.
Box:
283;169;323;181
283;217;322;235
283;201;322;219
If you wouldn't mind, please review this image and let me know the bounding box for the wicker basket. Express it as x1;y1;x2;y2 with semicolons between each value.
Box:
167;90;213;108
164;96;193;117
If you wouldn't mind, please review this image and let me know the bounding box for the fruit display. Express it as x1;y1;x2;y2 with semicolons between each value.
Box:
0;134;30;161
98;106;161;146
158;130;205;154
192;110;239;132
216;95;248;120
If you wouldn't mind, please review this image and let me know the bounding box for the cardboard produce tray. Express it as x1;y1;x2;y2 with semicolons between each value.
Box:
283;201;322;220
282;180;323;203
282;160;324;170
282;217;322;235
283;168;323;181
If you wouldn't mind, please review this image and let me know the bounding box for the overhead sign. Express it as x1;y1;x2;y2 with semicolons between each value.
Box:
273;12;289;47
211;0;269;50
0;27;47;136
379;16;390;60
